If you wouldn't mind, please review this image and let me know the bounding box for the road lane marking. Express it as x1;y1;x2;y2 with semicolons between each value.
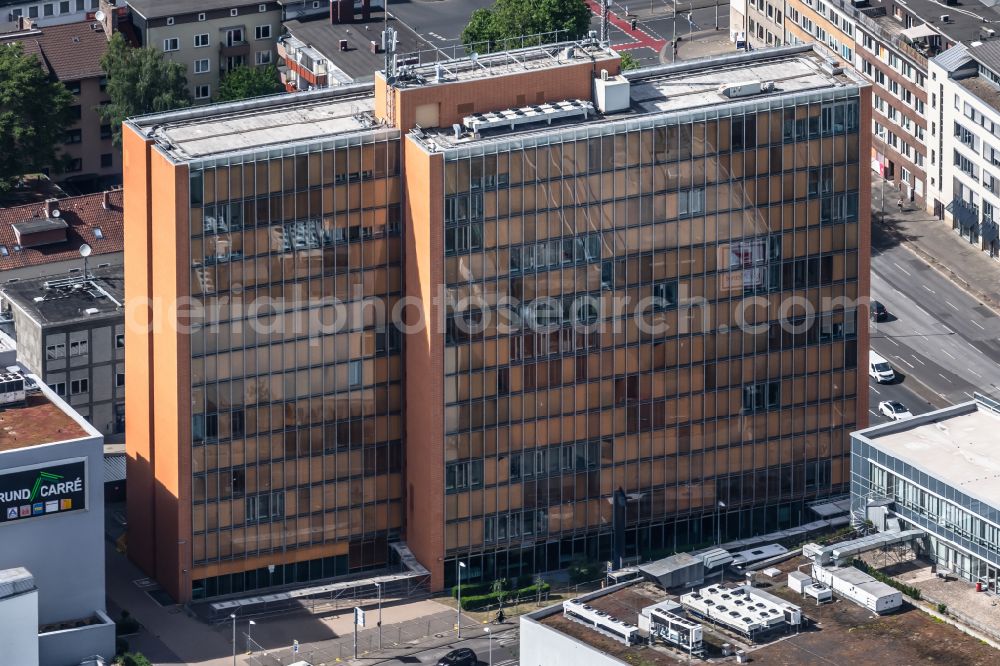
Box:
911;355;925;365
938;373;952;382
884;336;899;346
972;320;986;330
965;391;975;399
869;409;879;417
894;356;915;368
943;350;956;359
893;262;912;276
968;368;983;378
946;300;960;310
922;285;935;294
914;305;931;317
870;386;881;395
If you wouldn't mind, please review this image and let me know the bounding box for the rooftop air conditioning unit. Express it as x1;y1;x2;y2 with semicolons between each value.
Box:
940;14;950;22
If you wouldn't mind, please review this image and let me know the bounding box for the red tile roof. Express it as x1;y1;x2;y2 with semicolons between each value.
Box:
0;190;123;270
0;20;107;82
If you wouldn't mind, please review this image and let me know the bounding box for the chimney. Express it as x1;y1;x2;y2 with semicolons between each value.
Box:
102;191;110;210
44;198;60;218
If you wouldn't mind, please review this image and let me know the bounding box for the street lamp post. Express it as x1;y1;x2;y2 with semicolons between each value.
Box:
248;619;256;655
716;501;726;546
485;627;493;665
230;614;237;666
457;561;467;638
376;582;383;651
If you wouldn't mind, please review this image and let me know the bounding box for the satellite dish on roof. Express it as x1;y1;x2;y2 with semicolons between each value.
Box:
79;244;92;258
51;208;60;218
94;9;105;21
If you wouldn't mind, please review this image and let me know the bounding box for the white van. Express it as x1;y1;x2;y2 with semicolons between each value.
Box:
869;350;895;383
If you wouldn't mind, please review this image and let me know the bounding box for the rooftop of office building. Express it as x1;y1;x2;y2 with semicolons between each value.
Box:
854;394;1000;507
2;266;124;327
0;384;89;452
128;42;862;162
856;0;1000;46
416;45;862;150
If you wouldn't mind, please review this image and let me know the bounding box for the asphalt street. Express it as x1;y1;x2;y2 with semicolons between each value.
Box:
375;626;519;665
869;240;1000;421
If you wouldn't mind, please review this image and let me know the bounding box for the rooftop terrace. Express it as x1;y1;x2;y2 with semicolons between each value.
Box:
0;391;89;452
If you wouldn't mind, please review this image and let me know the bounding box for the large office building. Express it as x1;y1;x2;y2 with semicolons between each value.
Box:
852;394;1000;591
124;40;871;602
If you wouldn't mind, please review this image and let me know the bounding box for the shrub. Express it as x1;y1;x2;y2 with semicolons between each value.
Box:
567;557;602;585
937;603;948;615
458;582;550;611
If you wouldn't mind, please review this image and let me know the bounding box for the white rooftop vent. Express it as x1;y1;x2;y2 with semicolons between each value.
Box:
463;99;593;133
940;14;950;22
718;80;766;98
84;307;100;315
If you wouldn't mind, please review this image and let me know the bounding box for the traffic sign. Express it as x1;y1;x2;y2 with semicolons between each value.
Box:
354;607;366;627
293;639;299;654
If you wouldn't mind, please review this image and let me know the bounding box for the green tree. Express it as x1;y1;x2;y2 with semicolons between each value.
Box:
99;33;191;145
461;0;593;52
0;42;73;192
115;653;153;666
619;52;641;71
216;64;282;102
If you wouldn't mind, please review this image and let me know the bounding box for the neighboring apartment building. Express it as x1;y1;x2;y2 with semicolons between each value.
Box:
852;393;1000;590
123;41;870;602
927;41;1000;257
0;362;114;665
3;267;125;440
0;18;118;189
123;0;281;102
0;191;123;292
278;13;428;91
1;0;100;26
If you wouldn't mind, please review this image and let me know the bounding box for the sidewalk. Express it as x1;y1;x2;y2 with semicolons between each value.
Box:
871;174;1000;314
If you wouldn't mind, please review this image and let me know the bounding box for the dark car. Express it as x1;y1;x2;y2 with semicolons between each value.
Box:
870;300;888;322
437;647;478;666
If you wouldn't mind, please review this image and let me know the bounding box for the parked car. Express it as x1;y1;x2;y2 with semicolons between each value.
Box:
870;300;888;322
438;648;478;666
879;400;913;420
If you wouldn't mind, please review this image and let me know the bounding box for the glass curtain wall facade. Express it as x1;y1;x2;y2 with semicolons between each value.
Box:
440;94;863;584
185;136;405;598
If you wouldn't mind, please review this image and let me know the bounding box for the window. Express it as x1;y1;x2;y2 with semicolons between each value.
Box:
166;16;174;25
0;245;7;256
100;153;113;168
67;158;82;172
70;378;89;395
198;12;205;21
444;223;483;255
66;80;81;95
195;84;211;99
65;129;82;144
652;281;678;310
259;2;267;10
194;33;210;47
29;6;38;18
44;4;54;17
60;0;69;12
46;343;66;360
349;360;362;385
116;373;125;387
256;50;272;65
116;334;125;348
255;24;271;39
742;381;780;412
226;28;244;46
69;339;88;357
53;382;66;396
100;124;112;140
678;188;705;216
194;58;210;73
164;37;179;51
231;7;239;16
245;492;284;523
94;227;105;240
445;460;484;493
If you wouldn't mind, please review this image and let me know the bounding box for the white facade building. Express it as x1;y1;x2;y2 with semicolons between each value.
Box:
927;41;1000;258
2;0;100;26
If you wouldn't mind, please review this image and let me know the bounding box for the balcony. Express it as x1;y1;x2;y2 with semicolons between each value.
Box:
947;197;980;233
219;40;250;58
